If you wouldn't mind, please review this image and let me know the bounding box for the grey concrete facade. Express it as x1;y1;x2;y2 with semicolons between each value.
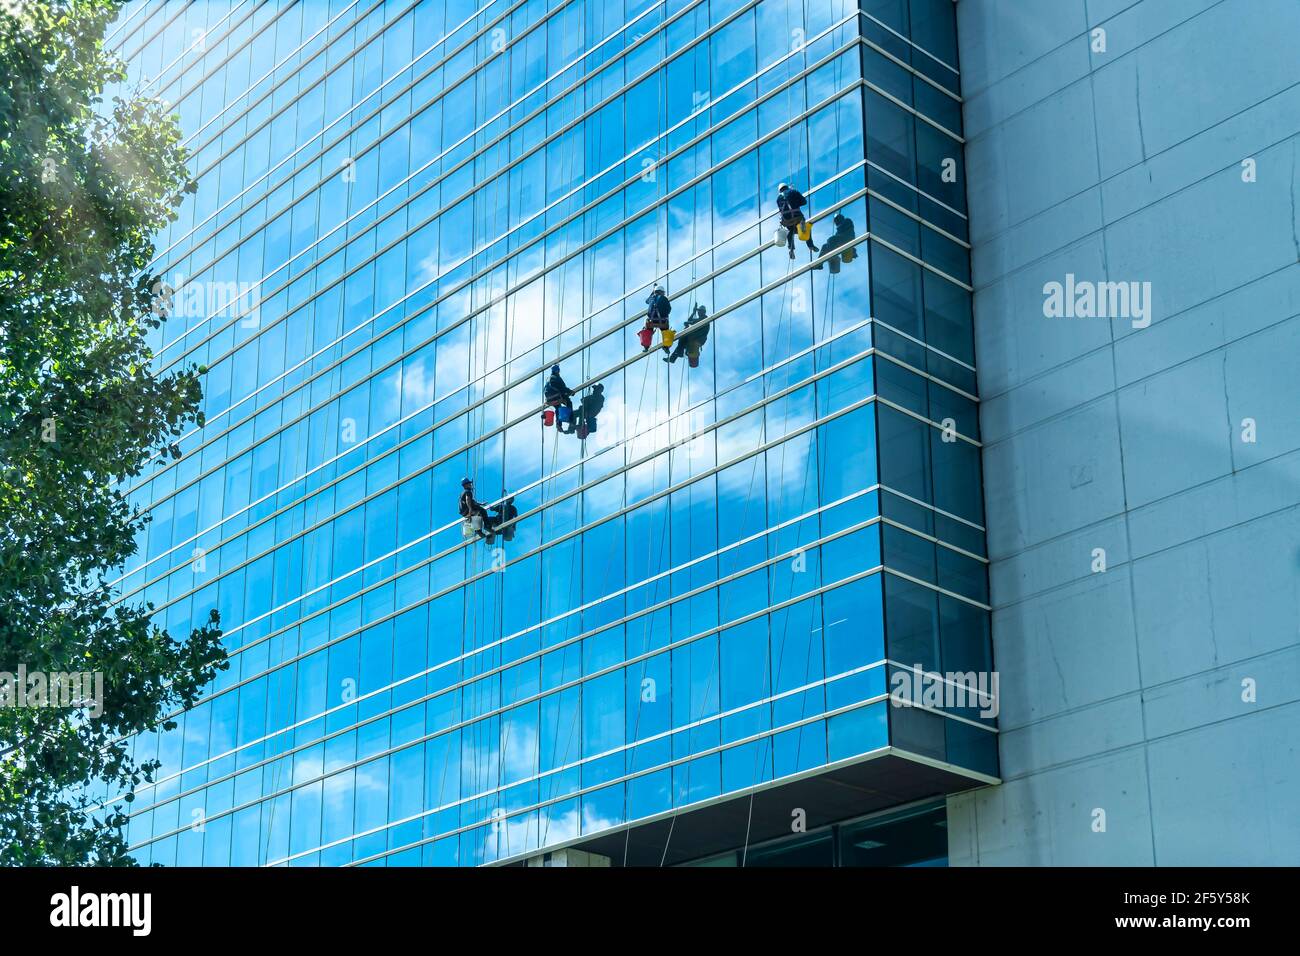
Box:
947;0;1300;864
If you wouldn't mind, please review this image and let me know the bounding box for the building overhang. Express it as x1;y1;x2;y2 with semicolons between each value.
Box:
496;747;998;866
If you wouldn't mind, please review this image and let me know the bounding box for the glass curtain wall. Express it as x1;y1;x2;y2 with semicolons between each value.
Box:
104;0;991;867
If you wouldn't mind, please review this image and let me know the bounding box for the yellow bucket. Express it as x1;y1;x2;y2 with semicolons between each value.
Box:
841;246;856;263
661;328;676;348
797;221;812;241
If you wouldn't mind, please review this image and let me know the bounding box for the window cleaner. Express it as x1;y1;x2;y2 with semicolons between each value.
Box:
642;285;675;353
458;478;491;539
542;364;576;431
776;182;822;268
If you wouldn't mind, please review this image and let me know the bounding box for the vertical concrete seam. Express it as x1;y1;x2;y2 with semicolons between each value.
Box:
1086;3;1159;865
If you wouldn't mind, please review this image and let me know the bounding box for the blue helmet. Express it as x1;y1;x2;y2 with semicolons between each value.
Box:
551;365;560;374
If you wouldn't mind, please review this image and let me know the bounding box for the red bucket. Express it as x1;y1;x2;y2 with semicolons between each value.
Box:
542;408;555;427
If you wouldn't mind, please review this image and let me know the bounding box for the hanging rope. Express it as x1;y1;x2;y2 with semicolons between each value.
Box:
739;58;852;861
537;76;596;853
659;256;796;866
622;361;687;865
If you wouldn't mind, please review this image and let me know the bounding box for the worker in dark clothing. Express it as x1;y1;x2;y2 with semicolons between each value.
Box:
776;182;821;267
641;285;674;353
666;304;710;367
646;285;672;326
458;478;491;539
575;383;605;439
820;212;857;273
543;364;576;432
489;493;518;542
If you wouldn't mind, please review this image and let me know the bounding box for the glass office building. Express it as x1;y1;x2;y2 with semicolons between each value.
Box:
107;0;995;866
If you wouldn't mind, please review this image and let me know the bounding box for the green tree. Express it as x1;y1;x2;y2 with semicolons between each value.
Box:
0;0;225;864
